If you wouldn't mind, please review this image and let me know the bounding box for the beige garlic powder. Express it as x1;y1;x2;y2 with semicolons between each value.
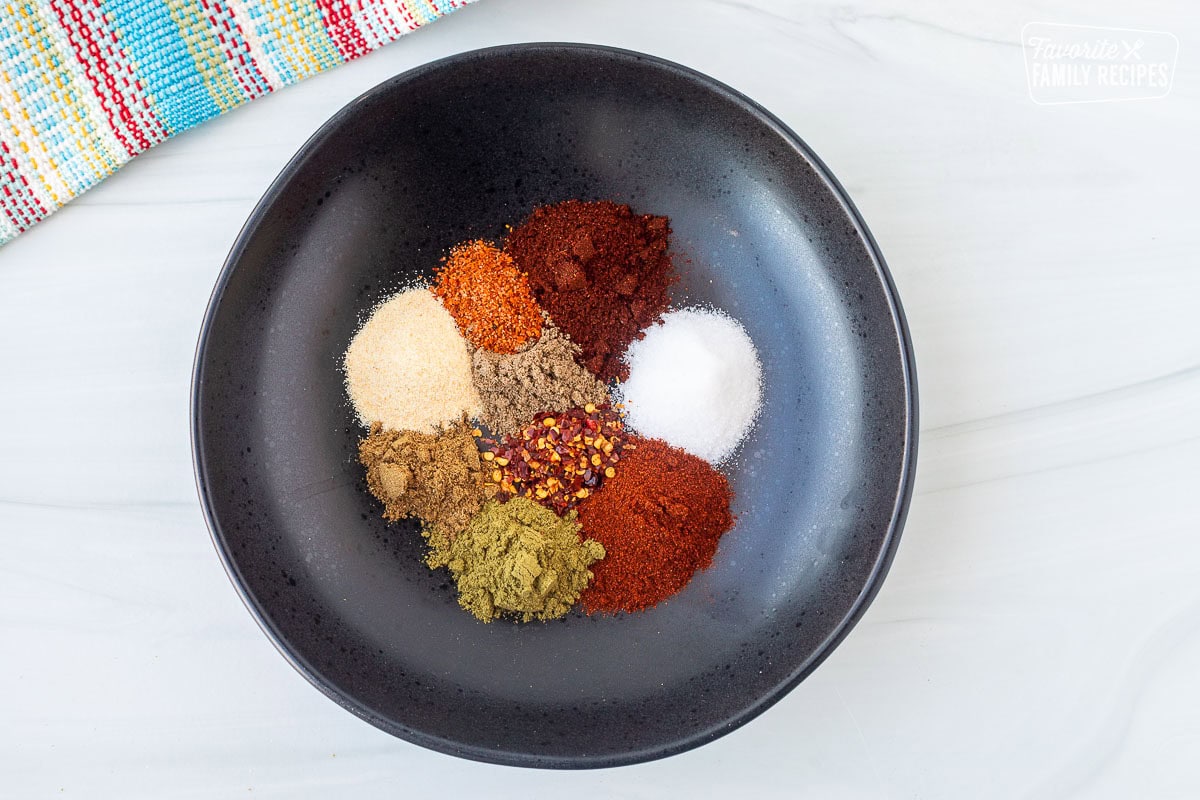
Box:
344;287;481;433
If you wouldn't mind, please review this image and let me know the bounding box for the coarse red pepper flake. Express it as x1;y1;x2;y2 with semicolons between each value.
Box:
481;404;629;514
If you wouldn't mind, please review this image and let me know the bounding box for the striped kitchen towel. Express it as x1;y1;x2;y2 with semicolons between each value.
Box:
0;0;474;245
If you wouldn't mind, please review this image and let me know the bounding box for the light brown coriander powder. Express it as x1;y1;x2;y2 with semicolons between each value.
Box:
358;421;496;536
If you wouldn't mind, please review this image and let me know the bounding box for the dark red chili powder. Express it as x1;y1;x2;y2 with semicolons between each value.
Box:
578;437;734;614
503;200;676;381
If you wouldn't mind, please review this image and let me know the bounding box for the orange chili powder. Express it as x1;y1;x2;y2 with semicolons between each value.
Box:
432;240;543;354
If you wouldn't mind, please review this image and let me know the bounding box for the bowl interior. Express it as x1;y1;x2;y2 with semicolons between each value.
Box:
194;44;915;767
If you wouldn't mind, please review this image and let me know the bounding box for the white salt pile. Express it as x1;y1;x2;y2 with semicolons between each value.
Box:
619;307;762;464
343;288;481;432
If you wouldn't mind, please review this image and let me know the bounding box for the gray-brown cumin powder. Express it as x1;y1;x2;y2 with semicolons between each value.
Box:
471;317;609;438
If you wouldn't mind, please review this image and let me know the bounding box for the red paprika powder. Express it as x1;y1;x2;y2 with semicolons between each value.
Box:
504;200;676;381
578;437;734;613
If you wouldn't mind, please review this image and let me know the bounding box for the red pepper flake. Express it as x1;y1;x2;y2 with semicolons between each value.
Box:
481;405;628;514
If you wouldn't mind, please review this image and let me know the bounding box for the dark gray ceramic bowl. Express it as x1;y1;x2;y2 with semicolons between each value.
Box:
192;43;917;768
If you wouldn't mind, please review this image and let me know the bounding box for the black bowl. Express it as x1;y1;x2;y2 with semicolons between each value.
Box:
192;43;917;768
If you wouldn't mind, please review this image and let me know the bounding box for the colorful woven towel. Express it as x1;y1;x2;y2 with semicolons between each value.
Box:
0;0;473;245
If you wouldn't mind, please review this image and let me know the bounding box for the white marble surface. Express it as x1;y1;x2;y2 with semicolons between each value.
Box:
3;0;1198;796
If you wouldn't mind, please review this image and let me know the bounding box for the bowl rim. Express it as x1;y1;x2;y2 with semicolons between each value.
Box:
191;41;919;769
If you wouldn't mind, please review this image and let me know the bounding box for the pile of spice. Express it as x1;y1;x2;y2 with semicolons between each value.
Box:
344;288;480;433
342;198;765;624
482;405;626;514
579;437;734;613
619;308;763;464
471;317;609;438
425;498;604;623
433;240;542;353
358;421;495;535
505;200;675;381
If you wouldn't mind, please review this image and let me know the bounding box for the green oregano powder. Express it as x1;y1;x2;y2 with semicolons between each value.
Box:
425;498;605;623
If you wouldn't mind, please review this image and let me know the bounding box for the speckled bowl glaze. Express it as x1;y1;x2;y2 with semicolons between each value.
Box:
192;43;917;768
